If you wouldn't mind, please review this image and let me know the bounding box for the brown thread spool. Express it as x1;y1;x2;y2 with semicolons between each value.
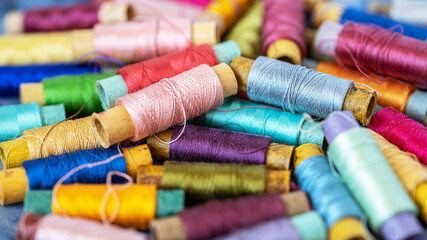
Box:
293;144;371;240
137;162;291;197
149;191;311;240
0;145;151;206
147;129;294;170
92;63;238;148
230;56;377;125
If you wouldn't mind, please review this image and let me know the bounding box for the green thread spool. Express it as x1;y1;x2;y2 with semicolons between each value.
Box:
44;73;114;116
225;0;263;58
291;211;327;240
162;161;266;204
325;115;418;233
24;190;52;215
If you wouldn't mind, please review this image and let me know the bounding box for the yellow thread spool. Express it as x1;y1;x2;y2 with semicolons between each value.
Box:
53;184;157;230
369;129;427;223
293;144;370;240
312;1;342;28
0;117;100;168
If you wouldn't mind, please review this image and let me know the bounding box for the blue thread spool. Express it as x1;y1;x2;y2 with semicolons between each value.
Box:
205;98;324;147
0;103;65;142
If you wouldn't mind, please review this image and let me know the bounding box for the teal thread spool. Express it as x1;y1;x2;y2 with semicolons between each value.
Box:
205;98;324;147
323;111;422;240
291;211;327;240
0;103;65;142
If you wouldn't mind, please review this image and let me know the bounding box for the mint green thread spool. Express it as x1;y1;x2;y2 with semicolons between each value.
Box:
44;73;114;116
0;103;65;142
291;211;327;240
323;111;421;239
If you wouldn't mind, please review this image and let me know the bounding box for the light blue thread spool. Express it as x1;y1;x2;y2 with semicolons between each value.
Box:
205;98;324;147
0;103;65;141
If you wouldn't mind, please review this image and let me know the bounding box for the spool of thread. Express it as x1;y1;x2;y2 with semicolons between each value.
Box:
16;213;149;240
368;129;427;222
147;124;294;170
138;162;291;203
4;2;133;34
293;143;370;240
0;19;218;65
96;41;240;110
230;56;377;125
368;107;427;165
25;188;184;219
20;73;114;116
0;116;100;169
0;145;151;205
314;61;427;122
390;0;427;28
0;103;65;142
205;97;325;147
224;0;262;59
197;0;251;35
262;0;305;64
315;21;427;89
150;192;311;240
214;211;327;240
323;110;422;240
52;184;179;230
312;2;427;41
92;63;237;148
0;63;99;98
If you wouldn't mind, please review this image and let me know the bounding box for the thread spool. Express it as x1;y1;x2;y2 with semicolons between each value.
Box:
293;144;369;240
16;213;149;240
215;212;327;240
92;63;237;148
97;41;240;110
147;125;294;170
323;110;422;240
315;21;427;89
4;2;133;34
405;90;427;125
0;20;218;65
150;192;311;240
25;188;184;219
262;0;305;65
368;107;427;165
197;0;251;35
312;2;427;41
230;56;377;125
138;162;291;203
205;97;325;147
0;145;151;205
0;103;65;142
368;129;427;222
52;184;178;230
0;63;99;98
0;117;100;169
20;73;114;116
224;0;262;59
390;0;427;28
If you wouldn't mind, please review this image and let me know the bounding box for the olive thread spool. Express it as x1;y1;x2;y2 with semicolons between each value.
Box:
323;111;423;240
230;56;377;125
0;103;65;142
51;184;182;230
293;144;370;240
138;162;291;204
0;117;100;168
4;2;134;34
24;188;184;219
150;192;311;240
0;145;151;206
147;125;294;170
0;20;219;65
91;63;238;148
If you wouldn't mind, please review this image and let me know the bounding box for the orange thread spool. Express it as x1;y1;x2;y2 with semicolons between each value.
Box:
52;184;157;230
316;61;416;112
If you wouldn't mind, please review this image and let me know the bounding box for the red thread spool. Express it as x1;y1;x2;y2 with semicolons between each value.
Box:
368;107;427;165
336;22;427;89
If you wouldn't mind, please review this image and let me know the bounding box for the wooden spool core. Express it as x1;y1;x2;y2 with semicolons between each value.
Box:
342;87;377;126
266;39;302;65
0;167;28;206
